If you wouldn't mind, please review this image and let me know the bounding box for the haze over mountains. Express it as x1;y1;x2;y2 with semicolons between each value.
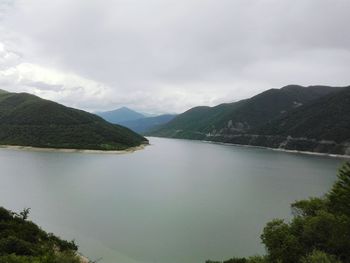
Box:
148;85;350;155
118;114;177;134
96;107;145;123
97;107;176;133
0;90;147;150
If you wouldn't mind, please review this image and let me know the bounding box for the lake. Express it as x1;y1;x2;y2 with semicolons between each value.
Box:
0;137;347;263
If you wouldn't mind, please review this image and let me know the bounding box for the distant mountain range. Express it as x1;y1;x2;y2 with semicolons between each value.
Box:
96;107;145;123
148;85;350;155
0;90;147;150
97;107;177;133
119;114;177;133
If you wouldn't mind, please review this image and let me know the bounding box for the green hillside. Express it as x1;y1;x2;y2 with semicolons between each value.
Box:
149;85;350;155
150;85;342;138
258;87;350;143
0;91;148;150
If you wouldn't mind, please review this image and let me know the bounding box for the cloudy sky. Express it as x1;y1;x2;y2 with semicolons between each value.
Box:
0;0;349;114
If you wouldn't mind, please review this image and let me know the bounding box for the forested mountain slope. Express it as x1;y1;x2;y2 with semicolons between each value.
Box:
149;85;349;155
0;91;147;150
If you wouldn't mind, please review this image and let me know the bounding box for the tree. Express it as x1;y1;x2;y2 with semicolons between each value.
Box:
19;208;31;221
261;219;301;263
261;162;350;263
328;162;350;216
209;163;350;263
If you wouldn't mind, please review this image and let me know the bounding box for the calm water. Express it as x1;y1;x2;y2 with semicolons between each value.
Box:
0;137;347;263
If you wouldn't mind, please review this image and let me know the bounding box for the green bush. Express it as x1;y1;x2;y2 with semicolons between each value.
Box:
207;162;350;263
301;250;341;263
0;207;81;263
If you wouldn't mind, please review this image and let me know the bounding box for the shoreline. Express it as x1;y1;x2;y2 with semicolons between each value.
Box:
0;144;146;154
201;140;350;159
146;137;350;159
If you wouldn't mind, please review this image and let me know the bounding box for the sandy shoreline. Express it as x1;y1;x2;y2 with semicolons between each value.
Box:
0;144;146;154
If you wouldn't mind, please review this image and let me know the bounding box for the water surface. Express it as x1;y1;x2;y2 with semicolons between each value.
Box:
0;137;346;263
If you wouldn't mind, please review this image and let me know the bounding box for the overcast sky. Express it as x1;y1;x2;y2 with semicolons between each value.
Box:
0;0;349;114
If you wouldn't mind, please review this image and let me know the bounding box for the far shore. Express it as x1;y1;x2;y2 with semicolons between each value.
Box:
201;140;350;159
145;136;350;159
0;144;146;154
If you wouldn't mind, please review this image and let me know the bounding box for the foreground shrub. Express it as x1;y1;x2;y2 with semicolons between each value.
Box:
0;207;81;263
207;162;350;263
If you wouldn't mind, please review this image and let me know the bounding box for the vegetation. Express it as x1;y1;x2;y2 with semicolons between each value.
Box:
0;207;81;263
0;91;148;150
149;85;350;155
150;85;342;136
257;87;350;143
207;162;350;263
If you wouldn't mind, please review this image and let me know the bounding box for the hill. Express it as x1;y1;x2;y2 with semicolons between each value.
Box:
0;91;148;150
252;87;350;153
150;85;341;137
96;107;145;123
119;114;177;133
149;85;350;155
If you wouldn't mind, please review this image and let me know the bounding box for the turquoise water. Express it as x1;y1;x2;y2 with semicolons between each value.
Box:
0;137;346;263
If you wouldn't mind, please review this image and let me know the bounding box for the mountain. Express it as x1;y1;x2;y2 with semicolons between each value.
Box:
96;107;145;123
150;85;342;138
149;85;350;155
253;87;350;152
97;107;176;134
119;114;177;133
0;91;148;150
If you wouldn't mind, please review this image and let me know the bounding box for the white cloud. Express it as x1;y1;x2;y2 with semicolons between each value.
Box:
0;42;20;69
0;44;112;110
0;0;349;114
